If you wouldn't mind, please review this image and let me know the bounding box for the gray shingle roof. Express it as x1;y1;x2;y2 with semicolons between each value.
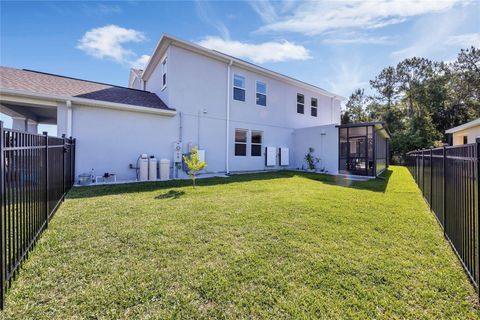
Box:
0;67;173;111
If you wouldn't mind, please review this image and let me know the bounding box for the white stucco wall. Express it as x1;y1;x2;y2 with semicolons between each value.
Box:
142;44;341;174
452;126;480;145
293;124;339;174
145;47;170;107
71;105;178;181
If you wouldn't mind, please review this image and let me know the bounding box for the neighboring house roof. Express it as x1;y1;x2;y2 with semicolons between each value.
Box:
445;118;480;134
0;67;173;111
128;68;143;88
131;68;143;77
142;34;345;100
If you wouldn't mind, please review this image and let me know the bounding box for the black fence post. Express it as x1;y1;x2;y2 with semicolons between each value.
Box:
62;134;66;200
476;137;480;300
430;148;433;207
443;144;447;238
422;150;425;196
43;131;49;228
0;121;5;309
72;138;76;186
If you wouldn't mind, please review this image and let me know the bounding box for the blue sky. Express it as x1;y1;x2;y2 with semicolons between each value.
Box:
1;1;479;132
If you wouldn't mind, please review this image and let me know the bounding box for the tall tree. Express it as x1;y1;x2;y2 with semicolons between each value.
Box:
450;47;480;118
343;88;369;123
395;57;434;117
370;66;398;109
343;46;479;163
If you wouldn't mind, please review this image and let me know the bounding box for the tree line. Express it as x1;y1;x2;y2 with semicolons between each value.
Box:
341;46;479;163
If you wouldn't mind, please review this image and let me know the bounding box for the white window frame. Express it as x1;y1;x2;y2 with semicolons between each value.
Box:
297;93;305;114
251;130;263;157
161;57;167;90
233;74;246;102
256;81;267;107
311;97;318;117
234;128;248;156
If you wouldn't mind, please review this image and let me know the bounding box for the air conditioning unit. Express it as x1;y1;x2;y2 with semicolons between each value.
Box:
265;147;276;166
279;147;289;166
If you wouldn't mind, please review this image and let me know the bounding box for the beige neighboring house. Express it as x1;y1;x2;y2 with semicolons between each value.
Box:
446;118;480;145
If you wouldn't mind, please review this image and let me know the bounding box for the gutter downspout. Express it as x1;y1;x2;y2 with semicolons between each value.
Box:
331;97;335;124
66;100;72;137
225;60;233;175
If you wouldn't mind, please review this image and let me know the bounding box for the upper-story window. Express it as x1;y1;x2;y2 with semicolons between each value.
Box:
297;93;304;114
233;75;245;101
235;129;247;156
256;81;267;106
311;98;318;117
162;57;167;88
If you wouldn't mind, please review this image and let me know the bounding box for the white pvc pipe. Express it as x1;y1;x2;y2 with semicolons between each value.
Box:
66;100;72;137
225;60;233;174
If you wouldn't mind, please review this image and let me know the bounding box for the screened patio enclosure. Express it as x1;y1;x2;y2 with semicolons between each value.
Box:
337;122;390;177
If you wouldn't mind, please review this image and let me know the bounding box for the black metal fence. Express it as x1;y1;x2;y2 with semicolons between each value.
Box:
406;139;479;293
0;121;75;308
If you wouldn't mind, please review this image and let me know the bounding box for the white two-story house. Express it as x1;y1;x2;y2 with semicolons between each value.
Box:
0;34;390;182
128;35;343;174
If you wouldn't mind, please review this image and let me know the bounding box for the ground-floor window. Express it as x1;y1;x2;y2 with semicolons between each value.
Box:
235;129;247;156
251;130;263;156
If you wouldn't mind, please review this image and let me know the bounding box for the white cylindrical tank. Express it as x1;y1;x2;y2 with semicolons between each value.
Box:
148;156;158;180
139;154;149;181
159;159;170;181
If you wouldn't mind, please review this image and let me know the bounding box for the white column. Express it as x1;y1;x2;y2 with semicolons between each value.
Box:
12;116;27;131
66;100;72;137
27;119;38;133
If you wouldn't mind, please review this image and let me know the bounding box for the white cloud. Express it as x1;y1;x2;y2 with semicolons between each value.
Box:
197;36;311;63
130;54;151;69
249;1;278;24
391;8;476;61
195;1;231;40
255;0;466;35
326;62;369;99
77;25;148;68
445;33;480;47
323;34;395;45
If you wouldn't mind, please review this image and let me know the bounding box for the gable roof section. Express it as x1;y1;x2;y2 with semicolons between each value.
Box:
0;67;173;111
336;121;391;138
142;34;345;100
445;118;480;134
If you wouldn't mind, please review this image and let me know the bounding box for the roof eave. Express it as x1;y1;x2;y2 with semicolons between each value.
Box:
445;118;480;134
0;88;176;116
141;34;345;100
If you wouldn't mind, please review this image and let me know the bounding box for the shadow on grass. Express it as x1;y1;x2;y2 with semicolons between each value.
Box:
67;169;393;199
155;190;185;200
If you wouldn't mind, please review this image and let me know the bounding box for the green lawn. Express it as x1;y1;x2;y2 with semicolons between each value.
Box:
2;166;479;319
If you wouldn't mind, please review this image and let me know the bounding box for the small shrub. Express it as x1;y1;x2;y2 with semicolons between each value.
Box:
183;146;207;188
305;147;319;170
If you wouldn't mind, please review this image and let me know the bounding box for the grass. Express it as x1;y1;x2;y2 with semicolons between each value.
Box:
2;166;479;319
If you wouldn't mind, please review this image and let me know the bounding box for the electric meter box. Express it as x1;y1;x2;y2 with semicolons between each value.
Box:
173;142;182;163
